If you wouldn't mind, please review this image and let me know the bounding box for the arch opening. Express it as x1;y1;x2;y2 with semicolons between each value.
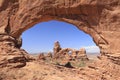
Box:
21;20;100;60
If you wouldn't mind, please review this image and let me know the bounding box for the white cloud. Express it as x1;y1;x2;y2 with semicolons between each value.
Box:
83;46;100;54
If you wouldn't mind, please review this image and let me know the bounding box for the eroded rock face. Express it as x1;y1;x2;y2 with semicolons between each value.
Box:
0;0;120;63
0;43;34;68
0;35;35;68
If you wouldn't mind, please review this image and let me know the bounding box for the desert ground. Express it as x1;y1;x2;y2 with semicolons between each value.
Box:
0;52;120;80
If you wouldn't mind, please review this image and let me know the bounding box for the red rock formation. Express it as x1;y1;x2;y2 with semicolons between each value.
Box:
53;41;61;58
0;43;34;68
38;53;45;60
53;41;88;61
77;48;89;60
56;48;71;60
0;0;120;64
46;52;53;58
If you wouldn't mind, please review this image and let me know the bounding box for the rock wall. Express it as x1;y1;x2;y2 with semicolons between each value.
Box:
0;0;120;61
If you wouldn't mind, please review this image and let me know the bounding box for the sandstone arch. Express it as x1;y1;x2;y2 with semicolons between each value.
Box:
0;0;120;61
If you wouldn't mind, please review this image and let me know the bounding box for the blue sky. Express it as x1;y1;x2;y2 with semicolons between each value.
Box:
21;20;100;54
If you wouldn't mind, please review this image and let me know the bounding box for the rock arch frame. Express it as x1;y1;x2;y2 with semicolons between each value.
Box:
0;0;120;62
